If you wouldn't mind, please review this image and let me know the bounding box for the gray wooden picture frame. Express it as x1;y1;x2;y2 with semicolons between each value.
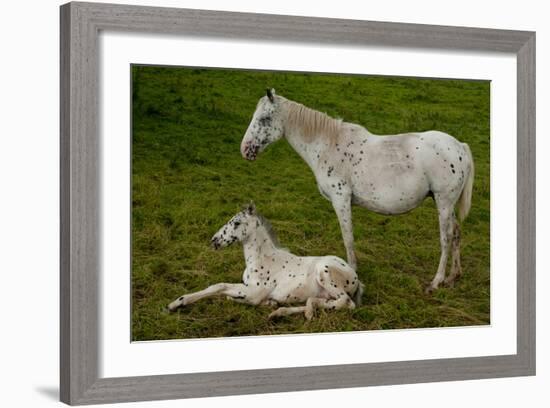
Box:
60;1;536;405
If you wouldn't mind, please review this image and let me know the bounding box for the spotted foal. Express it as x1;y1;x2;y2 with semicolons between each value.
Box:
167;203;363;320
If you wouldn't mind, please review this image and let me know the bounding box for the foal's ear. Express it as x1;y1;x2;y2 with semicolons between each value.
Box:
246;201;256;215
266;88;276;103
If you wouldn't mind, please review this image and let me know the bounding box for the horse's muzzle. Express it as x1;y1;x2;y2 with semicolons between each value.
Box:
241;142;259;161
210;237;221;250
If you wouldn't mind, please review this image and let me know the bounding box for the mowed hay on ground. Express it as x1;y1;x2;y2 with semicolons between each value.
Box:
132;66;490;341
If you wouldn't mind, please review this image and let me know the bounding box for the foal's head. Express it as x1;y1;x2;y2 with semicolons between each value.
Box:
240;88;285;161
210;203;258;249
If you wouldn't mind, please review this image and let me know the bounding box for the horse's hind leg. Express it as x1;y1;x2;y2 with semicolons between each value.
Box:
426;196;454;294
444;221;462;287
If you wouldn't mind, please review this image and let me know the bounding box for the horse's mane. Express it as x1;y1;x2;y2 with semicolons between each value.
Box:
282;98;343;142
256;213;281;248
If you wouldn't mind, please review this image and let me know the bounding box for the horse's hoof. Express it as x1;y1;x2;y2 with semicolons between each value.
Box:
424;285;435;295
167;299;183;312
167;303;180;312
443;278;455;288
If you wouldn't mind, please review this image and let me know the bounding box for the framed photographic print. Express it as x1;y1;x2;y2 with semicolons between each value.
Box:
60;1;535;405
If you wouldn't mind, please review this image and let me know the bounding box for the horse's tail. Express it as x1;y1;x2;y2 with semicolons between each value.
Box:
352;281;364;307
457;143;475;222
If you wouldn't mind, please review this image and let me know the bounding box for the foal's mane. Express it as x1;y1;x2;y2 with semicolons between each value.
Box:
282;98;343;142
255;213;281;248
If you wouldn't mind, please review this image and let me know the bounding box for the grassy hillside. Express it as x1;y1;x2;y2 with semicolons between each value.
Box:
131;66;490;341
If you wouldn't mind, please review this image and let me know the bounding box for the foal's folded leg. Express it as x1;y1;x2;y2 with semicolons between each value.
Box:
268;305;308;319
269;295;355;320
303;295;355;320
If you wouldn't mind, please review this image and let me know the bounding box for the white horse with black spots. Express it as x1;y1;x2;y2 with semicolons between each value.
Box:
168;203;363;319
240;89;474;293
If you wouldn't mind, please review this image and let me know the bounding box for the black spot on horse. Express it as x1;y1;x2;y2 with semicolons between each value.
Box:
258;116;272;127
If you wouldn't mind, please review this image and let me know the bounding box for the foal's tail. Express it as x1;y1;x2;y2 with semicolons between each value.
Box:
457;143;475;222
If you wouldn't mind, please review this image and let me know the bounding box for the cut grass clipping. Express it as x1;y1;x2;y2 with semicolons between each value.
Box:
132;66;490;341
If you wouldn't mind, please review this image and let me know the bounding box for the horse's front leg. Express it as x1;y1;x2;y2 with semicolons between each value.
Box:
331;194;357;270
167;283;267;311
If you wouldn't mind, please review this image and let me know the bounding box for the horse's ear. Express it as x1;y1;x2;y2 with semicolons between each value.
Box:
266;88;275;103
246;201;256;215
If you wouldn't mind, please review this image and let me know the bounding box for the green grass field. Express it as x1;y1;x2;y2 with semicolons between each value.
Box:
131;65;490;341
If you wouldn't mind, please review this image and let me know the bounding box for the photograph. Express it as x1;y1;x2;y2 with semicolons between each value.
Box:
131;65;490;341
1;0;542;406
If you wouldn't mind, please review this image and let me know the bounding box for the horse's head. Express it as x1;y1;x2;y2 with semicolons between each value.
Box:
210;202;257;249
240;88;285;160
